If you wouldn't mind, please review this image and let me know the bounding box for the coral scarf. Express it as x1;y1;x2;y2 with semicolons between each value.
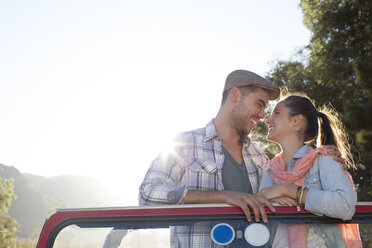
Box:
269;147;362;248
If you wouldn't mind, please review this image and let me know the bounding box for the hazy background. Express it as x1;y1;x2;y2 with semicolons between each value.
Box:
0;0;310;206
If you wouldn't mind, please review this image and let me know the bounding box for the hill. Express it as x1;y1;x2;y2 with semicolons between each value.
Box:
0;164;119;239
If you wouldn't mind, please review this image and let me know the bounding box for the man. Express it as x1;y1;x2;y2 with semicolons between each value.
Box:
139;69;279;247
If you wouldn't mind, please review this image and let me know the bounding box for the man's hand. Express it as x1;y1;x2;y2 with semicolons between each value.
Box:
323;145;344;164
224;191;275;223
184;190;275;223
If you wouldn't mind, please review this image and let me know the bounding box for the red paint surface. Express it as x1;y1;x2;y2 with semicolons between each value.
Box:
37;204;372;248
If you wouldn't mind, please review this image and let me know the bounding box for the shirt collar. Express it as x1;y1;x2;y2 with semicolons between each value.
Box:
293;144;308;159
205;119;219;141
204;119;251;147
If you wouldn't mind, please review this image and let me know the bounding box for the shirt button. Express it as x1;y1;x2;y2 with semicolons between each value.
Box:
313;178;317;182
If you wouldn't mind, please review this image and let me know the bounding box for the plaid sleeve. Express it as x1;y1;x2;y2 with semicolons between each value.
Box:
139;137;188;205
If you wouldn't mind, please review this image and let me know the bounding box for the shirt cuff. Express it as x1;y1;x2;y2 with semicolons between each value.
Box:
167;186;188;204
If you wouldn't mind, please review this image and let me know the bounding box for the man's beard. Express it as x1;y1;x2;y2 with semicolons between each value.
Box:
232;104;251;144
233;118;249;137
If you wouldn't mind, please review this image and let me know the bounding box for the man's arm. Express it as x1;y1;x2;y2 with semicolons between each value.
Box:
139;145;187;205
184;190;275;223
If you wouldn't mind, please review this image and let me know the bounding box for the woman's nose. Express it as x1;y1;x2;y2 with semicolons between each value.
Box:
265;116;272;124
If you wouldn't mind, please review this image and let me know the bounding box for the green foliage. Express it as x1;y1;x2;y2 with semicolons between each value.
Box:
0;169;18;248
356;130;372;152
265;0;372;200
251;121;281;160
359;223;372;248
17;228;41;248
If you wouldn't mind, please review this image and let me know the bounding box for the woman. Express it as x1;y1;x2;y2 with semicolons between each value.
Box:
258;94;361;247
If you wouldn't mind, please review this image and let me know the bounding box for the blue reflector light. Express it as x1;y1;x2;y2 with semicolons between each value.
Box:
211;223;235;245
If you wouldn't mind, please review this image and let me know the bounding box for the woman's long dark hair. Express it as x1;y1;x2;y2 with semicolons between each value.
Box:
281;93;355;170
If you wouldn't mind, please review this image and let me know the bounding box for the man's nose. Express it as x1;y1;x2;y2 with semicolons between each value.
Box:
258;109;265;119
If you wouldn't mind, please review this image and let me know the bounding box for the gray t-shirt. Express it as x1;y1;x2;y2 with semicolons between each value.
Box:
221;146;253;194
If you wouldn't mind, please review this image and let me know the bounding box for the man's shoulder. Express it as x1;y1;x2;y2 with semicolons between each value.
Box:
175;126;208;141
245;140;270;168
246;140;267;156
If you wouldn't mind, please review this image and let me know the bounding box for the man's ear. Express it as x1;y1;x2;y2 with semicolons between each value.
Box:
229;87;241;104
292;114;305;131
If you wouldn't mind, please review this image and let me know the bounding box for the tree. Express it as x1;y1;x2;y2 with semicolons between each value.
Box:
0;169;18;248
266;0;372;200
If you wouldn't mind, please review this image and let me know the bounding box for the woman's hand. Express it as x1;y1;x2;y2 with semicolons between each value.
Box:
257;184;286;200
258;183;298;201
272;197;297;207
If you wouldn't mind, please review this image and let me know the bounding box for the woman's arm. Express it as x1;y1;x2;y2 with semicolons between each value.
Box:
258;168;297;206
304;155;357;220
258;155;357;219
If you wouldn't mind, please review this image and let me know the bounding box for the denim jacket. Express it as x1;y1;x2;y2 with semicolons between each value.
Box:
260;145;357;248
260;145;357;220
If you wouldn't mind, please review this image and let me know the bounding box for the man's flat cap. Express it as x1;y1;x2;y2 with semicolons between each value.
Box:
224;70;280;100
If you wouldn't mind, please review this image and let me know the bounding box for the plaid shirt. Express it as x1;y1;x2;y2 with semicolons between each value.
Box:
139;119;269;247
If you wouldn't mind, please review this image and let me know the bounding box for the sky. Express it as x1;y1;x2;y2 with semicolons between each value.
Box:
0;0;311;206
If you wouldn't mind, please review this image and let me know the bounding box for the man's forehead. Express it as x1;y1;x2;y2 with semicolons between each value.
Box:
255;89;270;106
